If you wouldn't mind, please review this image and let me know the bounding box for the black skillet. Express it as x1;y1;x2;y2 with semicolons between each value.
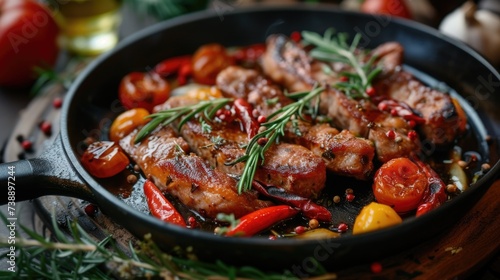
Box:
1;5;500;272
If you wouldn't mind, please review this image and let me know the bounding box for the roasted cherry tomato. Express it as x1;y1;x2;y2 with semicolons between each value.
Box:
119;71;170;112
372;157;427;213
191;43;232;85
109;108;150;142
81;141;130;178
353;202;402;234
361;0;412;19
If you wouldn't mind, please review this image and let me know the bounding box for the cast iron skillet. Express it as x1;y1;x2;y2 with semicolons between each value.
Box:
1;5;500;272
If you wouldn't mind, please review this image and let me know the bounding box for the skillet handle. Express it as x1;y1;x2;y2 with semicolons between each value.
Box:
0;135;95;204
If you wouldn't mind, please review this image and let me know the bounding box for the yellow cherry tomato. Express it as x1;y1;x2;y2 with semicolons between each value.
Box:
187;86;223;100
353;202;402;235
109;108;150;142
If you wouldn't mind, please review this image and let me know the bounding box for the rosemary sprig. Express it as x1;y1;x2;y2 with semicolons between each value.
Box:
301;29;382;99
229;86;324;193
134;98;232;143
0;213;336;279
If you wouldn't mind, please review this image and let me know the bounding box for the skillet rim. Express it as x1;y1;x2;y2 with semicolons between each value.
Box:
60;4;500;254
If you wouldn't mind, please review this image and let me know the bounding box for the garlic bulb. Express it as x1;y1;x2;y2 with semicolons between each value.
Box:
439;1;500;67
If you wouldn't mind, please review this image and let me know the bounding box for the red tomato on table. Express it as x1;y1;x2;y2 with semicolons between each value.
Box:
361;0;412;19
0;0;60;88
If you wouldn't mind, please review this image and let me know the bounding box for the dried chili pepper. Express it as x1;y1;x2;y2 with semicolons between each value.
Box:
143;179;186;227
233;98;260;139
414;159;448;217
252;181;332;222
225;205;299;237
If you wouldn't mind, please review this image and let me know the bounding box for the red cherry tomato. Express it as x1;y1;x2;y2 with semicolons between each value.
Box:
81;141;130;178
0;0;60;88
361;0;412;19
191;43;232;85
372;157;427;213
119;71;170;112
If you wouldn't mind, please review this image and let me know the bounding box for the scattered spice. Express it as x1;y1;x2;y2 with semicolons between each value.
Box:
133;164;141;172
345;188;353;194
188;216;197;228
53;97;63;108
446;184;457;194
386;130;396;140
346;193;355;202
39;121;52;136
290;31;301;43
127;174;138;184
309;219;319;229
257;137;268;146
333;195;341;204
337;223;348;233
458;160;467;168
21;140;33;151
445;246;463;255
84;204;98;217
294;226;307;234
370;262;383;274
481;163;491;172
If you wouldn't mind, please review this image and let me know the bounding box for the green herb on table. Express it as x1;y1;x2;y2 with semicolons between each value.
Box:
0;213;336;279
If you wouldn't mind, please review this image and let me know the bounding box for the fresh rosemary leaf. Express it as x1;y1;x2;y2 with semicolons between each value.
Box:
232;86;324;193
302;29;381;98
134;98;233;143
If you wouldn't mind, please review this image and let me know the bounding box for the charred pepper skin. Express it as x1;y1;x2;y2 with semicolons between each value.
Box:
252;181;332;222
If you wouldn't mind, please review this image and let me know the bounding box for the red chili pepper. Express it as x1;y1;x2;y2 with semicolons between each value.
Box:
231;43;266;62
233;98;260;139
177;62;192;85
252;181;332;222
154;55;192;77
414;159;448;217
143;179;186;227
225;205;299;237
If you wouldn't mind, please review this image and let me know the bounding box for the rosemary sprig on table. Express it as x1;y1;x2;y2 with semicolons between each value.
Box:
0;213;336;279
301;29;382;99
229;86;324;193
134;98;232;143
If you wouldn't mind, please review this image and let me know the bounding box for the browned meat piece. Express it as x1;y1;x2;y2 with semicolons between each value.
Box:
120;126;271;218
155;95;327;199
373;70;466;145
216;66;292;116
217;66;376;178
179;119;327;199
285;122;375;180
261;35;420;162
369;42;404;74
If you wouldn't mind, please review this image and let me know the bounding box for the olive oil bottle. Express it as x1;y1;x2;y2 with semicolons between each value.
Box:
55;0;122;56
